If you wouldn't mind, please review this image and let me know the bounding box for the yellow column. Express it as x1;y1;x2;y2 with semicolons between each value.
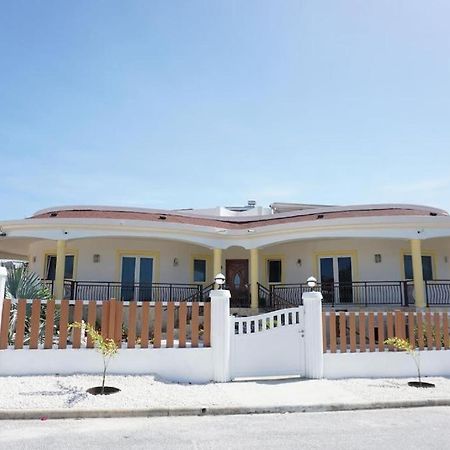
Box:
250;248;259;311
411;239;426;308
54;240;66;299
213;248;222;288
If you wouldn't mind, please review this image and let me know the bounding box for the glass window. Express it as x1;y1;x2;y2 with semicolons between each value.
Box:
194;259;207;283
45;255;74;280
404;255;433;281
268;260;282;283
320;257;334;284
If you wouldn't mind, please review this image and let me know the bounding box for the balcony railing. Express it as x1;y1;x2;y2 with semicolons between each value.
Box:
425;280;450;306
268;281;417;307
39;279;450;306
41;280;213;302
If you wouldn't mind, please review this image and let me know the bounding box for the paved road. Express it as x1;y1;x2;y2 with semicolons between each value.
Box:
1;407;449;449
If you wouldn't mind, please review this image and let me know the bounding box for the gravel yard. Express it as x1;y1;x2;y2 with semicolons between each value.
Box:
1;375;450;411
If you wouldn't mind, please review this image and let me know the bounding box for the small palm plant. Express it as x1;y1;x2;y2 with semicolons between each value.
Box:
5;266;51;301
5;266;52;345
70;322;119;395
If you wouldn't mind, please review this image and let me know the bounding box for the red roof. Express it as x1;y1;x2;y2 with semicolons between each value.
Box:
28;205;446;230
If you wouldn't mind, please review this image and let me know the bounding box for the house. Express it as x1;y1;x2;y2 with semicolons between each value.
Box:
0;201;450;309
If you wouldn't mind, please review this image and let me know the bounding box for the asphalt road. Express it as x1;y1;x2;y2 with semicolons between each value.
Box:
1;407;449;450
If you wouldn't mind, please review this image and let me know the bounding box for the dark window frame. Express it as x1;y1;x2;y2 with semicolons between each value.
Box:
267;259;282;284
193;258;207;283
403;254;433;281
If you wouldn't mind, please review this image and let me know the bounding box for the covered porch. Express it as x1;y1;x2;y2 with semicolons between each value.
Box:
30;236;450;309
2;217;450;309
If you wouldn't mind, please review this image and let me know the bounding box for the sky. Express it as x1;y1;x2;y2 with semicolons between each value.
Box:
1;0;450;219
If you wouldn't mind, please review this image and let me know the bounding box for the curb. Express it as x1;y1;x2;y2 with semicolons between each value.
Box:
2;399;450;420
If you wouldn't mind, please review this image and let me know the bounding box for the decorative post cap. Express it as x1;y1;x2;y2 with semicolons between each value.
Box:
307;276;317;288
214;273;226;289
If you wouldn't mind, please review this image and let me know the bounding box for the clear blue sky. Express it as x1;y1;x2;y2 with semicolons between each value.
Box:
1;0;449;219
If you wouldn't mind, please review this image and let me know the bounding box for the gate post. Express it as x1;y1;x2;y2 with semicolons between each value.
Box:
302;291;324;379
210;289;231;382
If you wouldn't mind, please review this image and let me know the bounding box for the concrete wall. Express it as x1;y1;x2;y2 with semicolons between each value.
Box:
0;347;214;383
324;350;450;379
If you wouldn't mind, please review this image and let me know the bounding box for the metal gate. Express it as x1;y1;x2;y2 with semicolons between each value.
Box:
230;307;305;379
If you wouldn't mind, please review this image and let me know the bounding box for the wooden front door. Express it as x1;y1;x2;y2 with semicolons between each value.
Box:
226;259;249;307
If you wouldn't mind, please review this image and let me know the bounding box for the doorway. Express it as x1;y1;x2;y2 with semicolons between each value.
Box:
226;259;249;307
120;256;154;301
319;256;353;304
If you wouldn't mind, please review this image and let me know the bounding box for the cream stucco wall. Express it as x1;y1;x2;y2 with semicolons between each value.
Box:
260;237;450;284
28;238;214;284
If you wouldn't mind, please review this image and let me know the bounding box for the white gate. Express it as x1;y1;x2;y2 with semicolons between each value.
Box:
230;307;305;379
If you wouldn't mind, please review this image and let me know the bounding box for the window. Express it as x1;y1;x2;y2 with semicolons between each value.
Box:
404;255;433;281
45;255;74;280
193;259;207;283
268;259;282;284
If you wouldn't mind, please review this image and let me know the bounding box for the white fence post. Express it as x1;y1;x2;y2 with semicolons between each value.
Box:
303;291;324;379
0;266;7;330
210;289;231;382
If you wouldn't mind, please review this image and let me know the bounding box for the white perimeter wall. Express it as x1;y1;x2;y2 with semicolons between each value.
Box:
0;347;214;383
324;350;450;379
3;347;450;383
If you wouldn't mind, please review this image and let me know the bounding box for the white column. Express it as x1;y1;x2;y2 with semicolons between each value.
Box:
213;248;222;289
302;291;324;379
411;239;426;308
0;266;7;332
210;289;231;382
54;240;66;300
250;248;259;311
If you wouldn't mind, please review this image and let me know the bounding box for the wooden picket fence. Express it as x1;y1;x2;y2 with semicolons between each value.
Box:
323;309;450;353
0;299;211;350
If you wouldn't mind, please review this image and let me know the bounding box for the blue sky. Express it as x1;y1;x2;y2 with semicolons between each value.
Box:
1;0;449;219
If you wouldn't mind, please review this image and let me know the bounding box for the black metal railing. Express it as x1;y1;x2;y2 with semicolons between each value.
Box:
425;280;450;306
201;282;215;302
257;283;301;310
41;280;209;302
271;281;416;307
40;279;450;306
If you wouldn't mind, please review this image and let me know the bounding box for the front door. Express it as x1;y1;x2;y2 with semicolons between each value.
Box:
226;259;249;307
319;256;353;304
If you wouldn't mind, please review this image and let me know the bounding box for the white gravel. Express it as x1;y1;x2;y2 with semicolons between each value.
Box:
1;375;450;411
